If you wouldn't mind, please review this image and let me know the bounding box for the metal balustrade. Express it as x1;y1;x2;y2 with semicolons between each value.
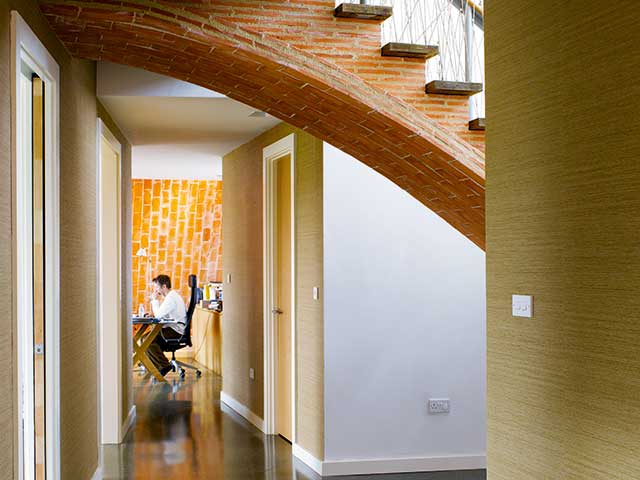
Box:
336;0;485;120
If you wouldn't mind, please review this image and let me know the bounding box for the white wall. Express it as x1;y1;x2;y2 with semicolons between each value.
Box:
323;143;486;465
132;144;222;180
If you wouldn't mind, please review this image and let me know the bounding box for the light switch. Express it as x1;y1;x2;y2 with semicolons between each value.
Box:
227;273;232;284
512;294;533;318
313;287;320;300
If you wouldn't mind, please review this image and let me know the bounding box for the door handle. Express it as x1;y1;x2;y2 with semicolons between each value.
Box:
272;308;283;315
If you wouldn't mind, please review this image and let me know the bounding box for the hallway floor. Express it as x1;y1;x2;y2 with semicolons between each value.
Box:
102;368;486;480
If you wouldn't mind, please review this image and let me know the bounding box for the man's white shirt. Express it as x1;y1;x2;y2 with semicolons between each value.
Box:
150;290;187;335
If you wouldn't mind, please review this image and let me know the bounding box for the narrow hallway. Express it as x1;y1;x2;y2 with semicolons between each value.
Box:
102;371;486;480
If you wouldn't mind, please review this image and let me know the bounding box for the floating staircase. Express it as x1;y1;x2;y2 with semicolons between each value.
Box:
381;42;439;60
425;80;483;96
468;117;486;131
334;3;393;21
335;3;484;135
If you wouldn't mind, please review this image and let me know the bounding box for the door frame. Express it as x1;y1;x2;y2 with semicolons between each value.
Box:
262;134;296;441
96;119;124;445
11;11;61;480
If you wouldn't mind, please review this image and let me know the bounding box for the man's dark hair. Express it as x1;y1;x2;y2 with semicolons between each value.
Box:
152;274;172;289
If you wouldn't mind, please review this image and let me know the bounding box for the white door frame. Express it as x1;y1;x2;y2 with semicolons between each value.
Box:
96;119;124;445
262;134;296;442
11;11;61;480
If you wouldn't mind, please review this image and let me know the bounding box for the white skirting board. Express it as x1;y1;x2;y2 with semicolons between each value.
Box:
292;443;484;476
220;391;265;433
121;405;137;439
90;466;102;480
321;454;486;476
292;444;324;476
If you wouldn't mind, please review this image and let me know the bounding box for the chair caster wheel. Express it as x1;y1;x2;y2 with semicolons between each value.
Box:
196;370;202;378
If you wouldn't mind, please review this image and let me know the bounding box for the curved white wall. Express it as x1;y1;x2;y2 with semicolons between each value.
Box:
323;143;486;469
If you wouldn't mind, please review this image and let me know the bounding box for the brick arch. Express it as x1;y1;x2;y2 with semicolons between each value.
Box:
41;0;486;248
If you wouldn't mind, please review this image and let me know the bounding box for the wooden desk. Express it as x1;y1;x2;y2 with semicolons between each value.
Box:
132;318;165;382
191;307;222;375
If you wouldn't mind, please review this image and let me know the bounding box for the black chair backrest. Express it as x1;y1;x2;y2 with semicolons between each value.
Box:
182;274;198;345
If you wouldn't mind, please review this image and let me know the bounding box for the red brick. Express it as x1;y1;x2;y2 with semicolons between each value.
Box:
42;0;486;248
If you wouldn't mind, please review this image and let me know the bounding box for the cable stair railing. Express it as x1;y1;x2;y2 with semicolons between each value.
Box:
334;0;485;131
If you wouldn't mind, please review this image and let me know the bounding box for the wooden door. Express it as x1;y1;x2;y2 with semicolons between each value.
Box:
275;154;292;442
32;75;46;480
99;133;122;443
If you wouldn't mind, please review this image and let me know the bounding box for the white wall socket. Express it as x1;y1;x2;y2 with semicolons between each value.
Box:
313;286;320;300
227;273;232;284
428;398;450;414
512;294;533;318
249;368;255;380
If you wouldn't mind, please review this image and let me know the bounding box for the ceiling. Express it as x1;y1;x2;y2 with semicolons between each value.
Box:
98;95;280;150
97;62;281;179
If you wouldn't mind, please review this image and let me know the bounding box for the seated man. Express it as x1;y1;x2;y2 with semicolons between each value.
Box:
145;274;187;376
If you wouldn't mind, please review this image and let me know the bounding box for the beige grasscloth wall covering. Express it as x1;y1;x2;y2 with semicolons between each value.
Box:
486;2;640;479
0;3;132;478
223;123;324;459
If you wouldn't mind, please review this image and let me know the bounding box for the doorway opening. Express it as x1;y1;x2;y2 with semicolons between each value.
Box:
97;120;127;445
263;134;296;443
12;11;61;480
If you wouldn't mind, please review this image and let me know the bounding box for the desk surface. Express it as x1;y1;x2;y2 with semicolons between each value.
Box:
132;317;182;326
132;316;158;325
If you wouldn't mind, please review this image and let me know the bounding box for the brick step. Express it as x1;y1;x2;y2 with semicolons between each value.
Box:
426;80;483;96
334;3;393;21
469;117;486;131
381;42;439;60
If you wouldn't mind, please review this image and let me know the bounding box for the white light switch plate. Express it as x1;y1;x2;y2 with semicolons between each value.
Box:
227;273;232;284
512;294;533;318
249;368;255;380
313;287;320;300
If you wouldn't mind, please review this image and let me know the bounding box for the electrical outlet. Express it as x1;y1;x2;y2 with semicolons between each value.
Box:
428;398;450;414
227;273;232;284
313;286;320;300
249;368;255;380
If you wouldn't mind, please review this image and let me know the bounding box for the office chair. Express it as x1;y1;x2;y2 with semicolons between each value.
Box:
160;274;202;379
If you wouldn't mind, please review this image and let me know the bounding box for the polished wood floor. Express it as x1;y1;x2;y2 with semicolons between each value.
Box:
102;369;486;480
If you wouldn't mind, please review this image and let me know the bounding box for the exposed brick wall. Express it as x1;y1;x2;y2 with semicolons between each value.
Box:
41;0;486;248
194;1;485;150
132;179;223;310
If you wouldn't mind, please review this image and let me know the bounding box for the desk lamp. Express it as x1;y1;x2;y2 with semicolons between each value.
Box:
136;247;152;314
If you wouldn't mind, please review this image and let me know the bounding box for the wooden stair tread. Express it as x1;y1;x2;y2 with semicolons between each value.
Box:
425;80;483;96
468;117;486;131
334;3;393;21
381;42;439;59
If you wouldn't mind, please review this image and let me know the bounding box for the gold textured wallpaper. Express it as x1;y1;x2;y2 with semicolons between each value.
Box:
486;1;640;478
0;2;105;478
222;123;324;460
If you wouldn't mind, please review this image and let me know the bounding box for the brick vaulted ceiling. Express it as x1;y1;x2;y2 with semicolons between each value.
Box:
40;0;486;248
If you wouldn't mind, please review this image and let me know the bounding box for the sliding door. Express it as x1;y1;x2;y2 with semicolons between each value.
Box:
32;74;46;480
